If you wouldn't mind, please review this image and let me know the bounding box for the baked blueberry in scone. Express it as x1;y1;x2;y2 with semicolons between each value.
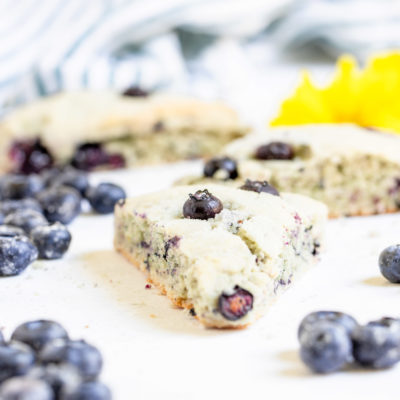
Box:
114;184;327;328
177;124;400;217
0;91;248;173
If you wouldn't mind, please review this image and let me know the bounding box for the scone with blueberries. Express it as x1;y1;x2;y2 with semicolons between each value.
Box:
114;183;327;328
0;91;248;174
178;124;400;217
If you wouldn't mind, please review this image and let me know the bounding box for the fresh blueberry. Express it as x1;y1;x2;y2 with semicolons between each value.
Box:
0;174;44;200
298;311;358;340
0;225;26;238
40;339;103;380
11;320;69;352
40;166;63;187
0;330;4;346
0;198;43;215
37;187;81;224
30;223;72;260
0;212;4;225
61;381;111;400
122;86;149;97
300;321;352;373
52;168;89;196
240;179;279;196
352;318;400;368
8;138;54;174
86;183;126;214
255;142;295;160
0;377;53;400
28;364;81;398
183;189;223;220
70;143;125;171
0;236;38;276
203;157;238;180
0;341;36;382
218;286;253;321
4;209;48;234
379;245;400;283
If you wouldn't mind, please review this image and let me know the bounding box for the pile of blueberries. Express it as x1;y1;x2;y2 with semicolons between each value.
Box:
299;245;400;374
0;167;126;277
298;311;400;373
0;319;110;399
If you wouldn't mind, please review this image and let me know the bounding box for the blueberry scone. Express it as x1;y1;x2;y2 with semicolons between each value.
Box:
0;91;248;174
178;124;400;217
114;184;327;328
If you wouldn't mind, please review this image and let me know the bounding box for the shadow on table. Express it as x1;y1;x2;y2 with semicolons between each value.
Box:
81;250;235;337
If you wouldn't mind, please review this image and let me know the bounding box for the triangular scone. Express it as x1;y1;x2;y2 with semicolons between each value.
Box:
0;91;248;173
114;184;327;328
178;124;400;217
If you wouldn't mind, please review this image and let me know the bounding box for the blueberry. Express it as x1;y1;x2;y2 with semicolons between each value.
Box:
298;311;358;340
379;245;400;283
122;86;149;97
86;183;126;215
300;321;352;373
203;157;238;180
240;179;279;196
218;286;253;321
0;225;26;238
53;168;89;196
0;377;53;400
0;212;4;225
40;166;63;187
4;209;48;234
30;223;72;259
0;342;36;382
255;142;294;160
8;138;54;174
28;364;81;398
70;143;125;171
61;381;111;400
183;189;223;220
37;187;81;224
0;174;44;200
40;339;103;380
352;318;400;368
0;330;4;346
0;236;38;276
0;198;43;215
11;320;69;352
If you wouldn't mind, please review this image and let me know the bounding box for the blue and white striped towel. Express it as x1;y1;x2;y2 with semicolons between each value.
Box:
1;0;400;112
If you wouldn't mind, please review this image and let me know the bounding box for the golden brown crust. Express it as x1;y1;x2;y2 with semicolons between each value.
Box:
114;243;250;329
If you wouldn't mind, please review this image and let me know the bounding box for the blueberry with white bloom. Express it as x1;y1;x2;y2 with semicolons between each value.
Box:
4;209;48;234
28;364;81;398
30;223;72;260
53;168;89;196
300;321;353;373
0;174;44;200
0;236;38;277
0;198;43;215
298;310;358;340
0;342;36;383
40;339;103;380
11;320;69;352
86;183;126;214
379;244;400;283
61;381;111;400
37;186;81;224
352;317;400;368
0;376;53;400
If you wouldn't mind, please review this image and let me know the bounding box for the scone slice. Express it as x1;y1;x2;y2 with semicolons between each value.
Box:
114;184;327;328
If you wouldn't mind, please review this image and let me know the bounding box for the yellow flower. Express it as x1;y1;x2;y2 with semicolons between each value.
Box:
270;52;400;133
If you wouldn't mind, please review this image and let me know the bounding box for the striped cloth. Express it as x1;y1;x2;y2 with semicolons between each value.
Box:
1;0;400;112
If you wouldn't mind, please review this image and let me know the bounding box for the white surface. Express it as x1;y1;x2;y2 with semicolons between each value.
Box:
0;161;399;400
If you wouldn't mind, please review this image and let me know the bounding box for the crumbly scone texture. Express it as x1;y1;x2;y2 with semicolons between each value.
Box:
178;124;400;217
114;184;327;328
0;91;248;171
